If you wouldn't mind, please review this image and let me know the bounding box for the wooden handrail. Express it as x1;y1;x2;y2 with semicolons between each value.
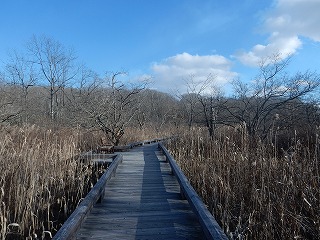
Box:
53;154;123;240
158;143;228;240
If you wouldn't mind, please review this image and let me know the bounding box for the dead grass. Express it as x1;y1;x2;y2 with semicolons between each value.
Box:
166;126;320;239
5;122;317;239
0;124;175;239
0;125;99;239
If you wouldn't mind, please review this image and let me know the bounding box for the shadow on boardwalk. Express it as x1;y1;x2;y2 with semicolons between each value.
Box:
77;144;204;240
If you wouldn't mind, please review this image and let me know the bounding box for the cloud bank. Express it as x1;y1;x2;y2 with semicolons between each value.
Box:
235;0;320;66
151;52;237;94
147;0;320;94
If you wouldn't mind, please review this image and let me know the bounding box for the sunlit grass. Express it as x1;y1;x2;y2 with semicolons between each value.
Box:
166;126;320;239
0;124;174;239
0;125;99;239
3;122;317;239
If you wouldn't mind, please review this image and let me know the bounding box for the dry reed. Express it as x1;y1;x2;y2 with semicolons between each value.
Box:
0;125;99;239
166;126;320;239
0;123;173;239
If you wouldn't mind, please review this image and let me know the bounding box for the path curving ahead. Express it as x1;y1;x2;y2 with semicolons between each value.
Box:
76;143;205;239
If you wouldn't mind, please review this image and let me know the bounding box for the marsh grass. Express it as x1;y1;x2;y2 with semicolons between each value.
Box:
3;121;317;239
0;125;100;239
0;124;173;239
166;126;320;239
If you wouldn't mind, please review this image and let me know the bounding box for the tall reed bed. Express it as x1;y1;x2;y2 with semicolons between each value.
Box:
166;126;319;239
0;125;99;239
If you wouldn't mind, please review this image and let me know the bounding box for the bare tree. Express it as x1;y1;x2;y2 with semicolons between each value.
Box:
72;72;147;145
177;75;202;129
226;54;320;139
182;74;225;137
96;72;148;145
66;64;101;127
137;89;180;132
0;74;21;123
5;50;37;123
27;35;77;123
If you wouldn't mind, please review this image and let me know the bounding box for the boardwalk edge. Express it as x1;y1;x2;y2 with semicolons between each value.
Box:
159;143;228;240
52;154;123;240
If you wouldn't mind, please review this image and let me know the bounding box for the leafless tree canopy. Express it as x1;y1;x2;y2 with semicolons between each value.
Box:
226;56;320;139
0;38;319;146
27;35;77;123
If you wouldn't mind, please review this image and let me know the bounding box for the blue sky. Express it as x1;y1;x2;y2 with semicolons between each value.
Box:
0;0;319;94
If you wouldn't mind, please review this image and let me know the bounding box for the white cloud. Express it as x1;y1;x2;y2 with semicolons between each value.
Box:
235;35;302;66
150;52;237;94
235;0;320;66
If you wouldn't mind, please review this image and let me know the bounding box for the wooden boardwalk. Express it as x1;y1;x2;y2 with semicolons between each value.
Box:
76;143;205;239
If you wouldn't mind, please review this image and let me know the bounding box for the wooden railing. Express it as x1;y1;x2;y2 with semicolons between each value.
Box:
53;154;123;240
158;143;228;240
53;137;226;239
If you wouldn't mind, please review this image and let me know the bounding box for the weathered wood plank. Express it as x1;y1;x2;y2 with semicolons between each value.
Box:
76;144;205;239
52;154;123;240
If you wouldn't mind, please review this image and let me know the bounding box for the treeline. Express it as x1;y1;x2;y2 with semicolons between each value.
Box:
1;36;320;147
